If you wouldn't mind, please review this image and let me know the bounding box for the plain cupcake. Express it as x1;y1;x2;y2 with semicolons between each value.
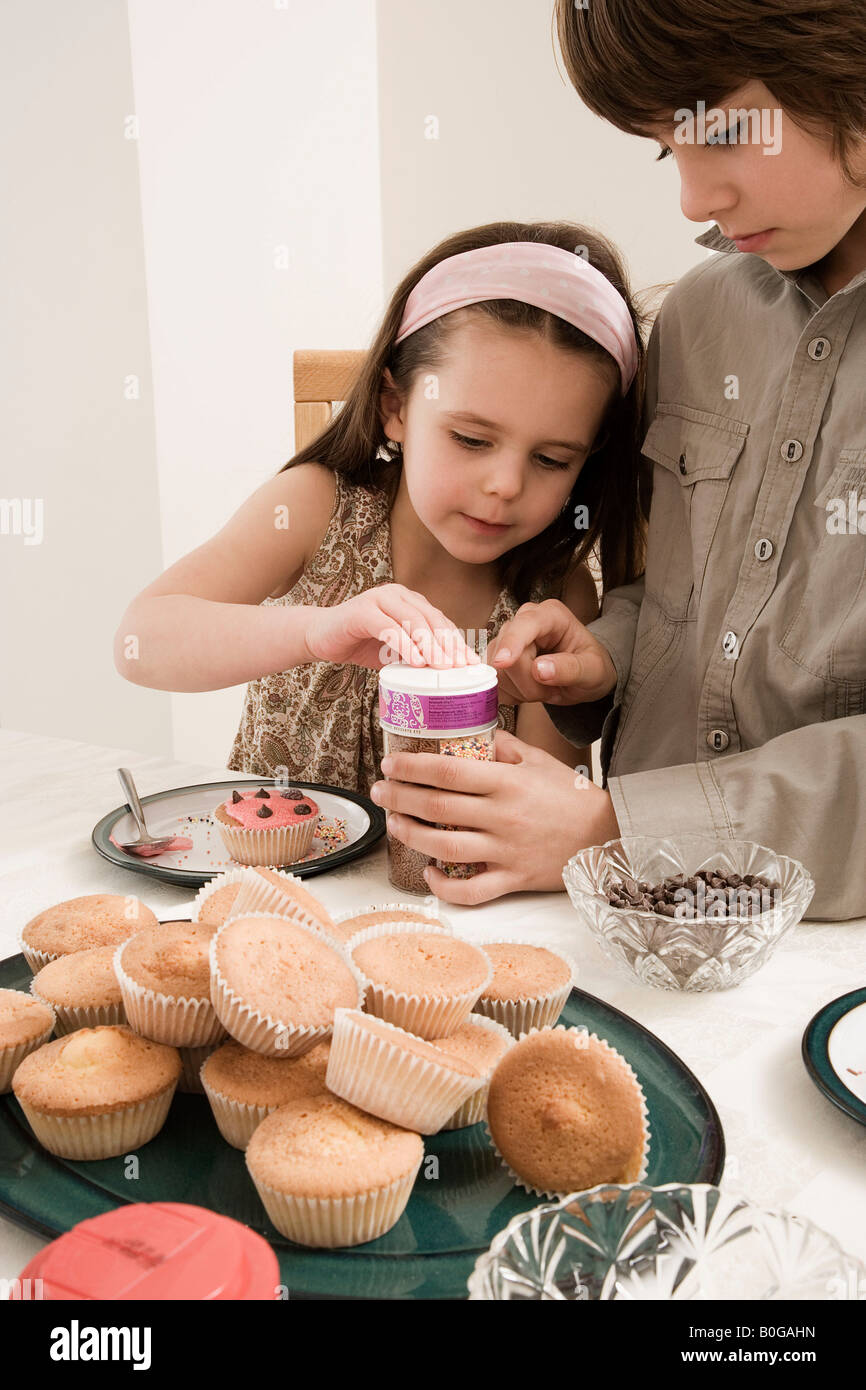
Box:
330;903;451;946
210;914;363;1057
30;946;125;1036
192;870;250;930
472;941;576;1037
228;866;337;936
115;922;225;1048
485;1026;649;1198
0;989;55;1093
326;1008;484;1135
20;894;159;973
12;1025;181;1160
245;1092;424;1247
431;1014;515;1130
350;924;492;1038
201;1037;331;1148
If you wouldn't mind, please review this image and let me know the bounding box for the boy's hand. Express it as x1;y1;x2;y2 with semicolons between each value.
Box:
488;599;617;705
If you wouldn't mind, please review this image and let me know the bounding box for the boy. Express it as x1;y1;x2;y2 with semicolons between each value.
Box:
371;0;866;918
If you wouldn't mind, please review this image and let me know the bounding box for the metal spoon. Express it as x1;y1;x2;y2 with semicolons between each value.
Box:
116;767;177;855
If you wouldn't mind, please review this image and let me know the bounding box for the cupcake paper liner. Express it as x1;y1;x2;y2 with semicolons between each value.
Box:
470;935;578;1038
326;1007;485;1134
209;913;366;1058
17;1083;177;1160
191;869;252;927
436;1014;516;1131
348;921;494;1040
18;938;61;975
330;901;453;947
178;1044;217;1094
0;1021;56;1094
201;1076;274;1150
115;944;226;1048
248;1159;423;1248
227;867;333;935
214;810;317;869
483;1026;651;1198
28;986;124;1038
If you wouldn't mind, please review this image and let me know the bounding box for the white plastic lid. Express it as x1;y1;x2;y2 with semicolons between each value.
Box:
378;662;498;695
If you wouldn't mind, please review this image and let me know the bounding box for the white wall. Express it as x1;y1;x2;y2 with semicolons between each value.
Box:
0;0;171;753
127;0;383;763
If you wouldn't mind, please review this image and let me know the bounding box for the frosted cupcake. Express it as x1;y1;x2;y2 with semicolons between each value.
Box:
30;946;125;1035
472;941;576;1037
326;1008;484;1134
0;989;55;1093
431;1014;515;1130
246;1093;423;1247
330;903;451;946
115;922;225;1048
228;866;337;935
210;914;363;1057
213;787;319;867
20;894;159;973
350;924;492;1038
485;1026;649;1197
12;1025;181;1159
201;1037;331;1148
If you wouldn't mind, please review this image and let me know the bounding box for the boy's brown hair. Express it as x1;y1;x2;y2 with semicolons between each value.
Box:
554;0;866;186
285;221;652;605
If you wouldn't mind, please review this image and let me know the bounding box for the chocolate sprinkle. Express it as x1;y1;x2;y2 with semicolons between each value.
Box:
256;804;273;818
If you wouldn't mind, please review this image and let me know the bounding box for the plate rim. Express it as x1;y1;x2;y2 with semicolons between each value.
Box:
91;776;386;888
802;986;866;1127
0;955;725;1299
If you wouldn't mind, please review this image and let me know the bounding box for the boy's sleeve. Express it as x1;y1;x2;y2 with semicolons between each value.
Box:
542;311;661;748
607;715;866;921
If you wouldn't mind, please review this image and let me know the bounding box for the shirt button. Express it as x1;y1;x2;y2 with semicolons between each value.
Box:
807;337;831;360
707;728;730;751
722;630;739;657
678;453;687;474
781;438;804;462
754;537;774;561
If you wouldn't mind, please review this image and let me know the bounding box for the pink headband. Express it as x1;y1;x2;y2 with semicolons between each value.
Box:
395;242;639;395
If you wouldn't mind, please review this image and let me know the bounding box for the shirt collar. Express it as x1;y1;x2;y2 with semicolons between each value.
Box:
694;224;866;301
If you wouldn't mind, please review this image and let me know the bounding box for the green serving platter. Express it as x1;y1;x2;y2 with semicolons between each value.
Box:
0;953;724;1299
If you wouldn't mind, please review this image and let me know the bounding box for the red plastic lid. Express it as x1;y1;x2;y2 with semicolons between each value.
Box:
15;1203;279;1300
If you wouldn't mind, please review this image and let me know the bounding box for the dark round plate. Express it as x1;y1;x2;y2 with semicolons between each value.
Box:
0;952;724;1300
802;987;866;1127
91;778;386;889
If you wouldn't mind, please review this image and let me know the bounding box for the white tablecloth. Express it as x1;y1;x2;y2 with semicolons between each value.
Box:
2;726;865;1284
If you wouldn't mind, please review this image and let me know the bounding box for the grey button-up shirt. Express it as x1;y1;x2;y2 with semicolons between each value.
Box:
547;225;866;919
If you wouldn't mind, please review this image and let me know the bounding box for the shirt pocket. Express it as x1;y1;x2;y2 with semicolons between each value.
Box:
779;450;866;685
641;404;750;618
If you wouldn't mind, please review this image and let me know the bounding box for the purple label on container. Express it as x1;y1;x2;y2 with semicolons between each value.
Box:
379;685;498;732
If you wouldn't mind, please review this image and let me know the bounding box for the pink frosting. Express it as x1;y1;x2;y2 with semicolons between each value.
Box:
109;831;193;856
221;789;319;830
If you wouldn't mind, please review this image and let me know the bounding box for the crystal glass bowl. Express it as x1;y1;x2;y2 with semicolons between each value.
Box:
562;835;815;991
468;1184;865;1300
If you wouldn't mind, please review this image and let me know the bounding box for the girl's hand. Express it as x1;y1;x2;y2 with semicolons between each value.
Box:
305;584;482;669
488;599;617;705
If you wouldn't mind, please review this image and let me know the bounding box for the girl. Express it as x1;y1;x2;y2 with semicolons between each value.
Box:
114;221;649;797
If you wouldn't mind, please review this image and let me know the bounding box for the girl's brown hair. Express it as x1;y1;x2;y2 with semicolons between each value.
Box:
554;0;866;187
282;221;651;606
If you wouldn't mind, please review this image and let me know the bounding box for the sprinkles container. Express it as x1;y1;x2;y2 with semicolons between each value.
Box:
378;663;499;893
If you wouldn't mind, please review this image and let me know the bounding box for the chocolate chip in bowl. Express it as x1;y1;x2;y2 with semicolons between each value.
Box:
563;835;815;991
